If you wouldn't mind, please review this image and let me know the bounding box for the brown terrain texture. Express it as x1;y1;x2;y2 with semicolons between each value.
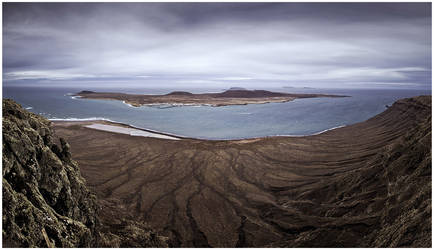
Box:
2;99;168;247
50;95;432;247
75;89;346;107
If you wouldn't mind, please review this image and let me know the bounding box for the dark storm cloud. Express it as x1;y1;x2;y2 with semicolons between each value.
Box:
3;2;431;88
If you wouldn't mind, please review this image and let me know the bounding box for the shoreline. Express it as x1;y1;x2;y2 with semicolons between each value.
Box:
72;89;348;108
51;118;190;140
49;96;432;247
71;94;293;108
79;96;297;108
85;123;181;140
51;117;347;141
270;125;347;138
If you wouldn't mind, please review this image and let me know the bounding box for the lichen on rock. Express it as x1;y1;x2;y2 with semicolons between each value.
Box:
2;99;168;248
2;99;99;247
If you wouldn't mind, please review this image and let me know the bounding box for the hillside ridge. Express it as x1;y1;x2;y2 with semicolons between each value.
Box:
52;95;431;247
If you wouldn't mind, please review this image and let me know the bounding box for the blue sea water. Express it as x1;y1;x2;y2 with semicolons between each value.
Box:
3;86;431;140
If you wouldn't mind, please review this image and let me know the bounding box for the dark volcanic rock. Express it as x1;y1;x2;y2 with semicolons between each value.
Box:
2;99;98;247
227;87;247;91
2;99;168;247
214;89;288;98
166;91;194;96
77;90;95;94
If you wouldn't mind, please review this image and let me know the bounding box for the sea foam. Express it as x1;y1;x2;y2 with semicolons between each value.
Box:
49;117;115;122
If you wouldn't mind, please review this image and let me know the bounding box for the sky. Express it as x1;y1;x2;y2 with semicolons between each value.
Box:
3;3;432;89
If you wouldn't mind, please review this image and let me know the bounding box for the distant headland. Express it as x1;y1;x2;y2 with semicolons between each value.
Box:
73;89;348;107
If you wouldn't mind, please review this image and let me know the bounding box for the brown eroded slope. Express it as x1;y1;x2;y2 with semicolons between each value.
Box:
74;89;347;107
52;96;431;247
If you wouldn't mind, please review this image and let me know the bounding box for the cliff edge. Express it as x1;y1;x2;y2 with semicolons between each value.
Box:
2;99;167;247
3;99;98;247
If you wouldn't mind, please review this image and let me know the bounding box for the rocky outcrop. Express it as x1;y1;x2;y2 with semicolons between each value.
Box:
2;99;168;247
3;99;98;247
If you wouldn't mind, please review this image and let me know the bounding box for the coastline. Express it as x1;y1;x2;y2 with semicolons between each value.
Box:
49;95;432;247
51;117;346;141
79;96;297;107
72;89;348;108
51;119;190;140
72;94;294;108
85;123;181;140
271;125;347;138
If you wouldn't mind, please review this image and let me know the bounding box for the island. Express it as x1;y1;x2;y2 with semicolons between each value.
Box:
72;89;348;107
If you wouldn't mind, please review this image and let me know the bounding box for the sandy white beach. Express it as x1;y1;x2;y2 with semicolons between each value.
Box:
84;123;180;140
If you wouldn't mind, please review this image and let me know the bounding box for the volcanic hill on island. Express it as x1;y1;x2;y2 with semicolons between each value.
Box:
2;95;432;247
74;89;348;107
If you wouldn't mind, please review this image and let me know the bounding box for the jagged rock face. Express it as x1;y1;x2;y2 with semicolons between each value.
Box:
2;99;168;248
2;99;98;247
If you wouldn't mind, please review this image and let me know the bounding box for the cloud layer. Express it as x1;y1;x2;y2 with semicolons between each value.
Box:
3;3;432;89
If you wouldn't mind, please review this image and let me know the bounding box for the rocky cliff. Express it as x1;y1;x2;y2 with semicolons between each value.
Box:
2;99;167;247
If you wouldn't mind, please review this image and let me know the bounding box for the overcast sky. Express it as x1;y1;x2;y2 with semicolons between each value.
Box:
3;3;432;89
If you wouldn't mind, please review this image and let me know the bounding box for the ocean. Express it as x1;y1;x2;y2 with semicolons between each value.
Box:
3;86;430;140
